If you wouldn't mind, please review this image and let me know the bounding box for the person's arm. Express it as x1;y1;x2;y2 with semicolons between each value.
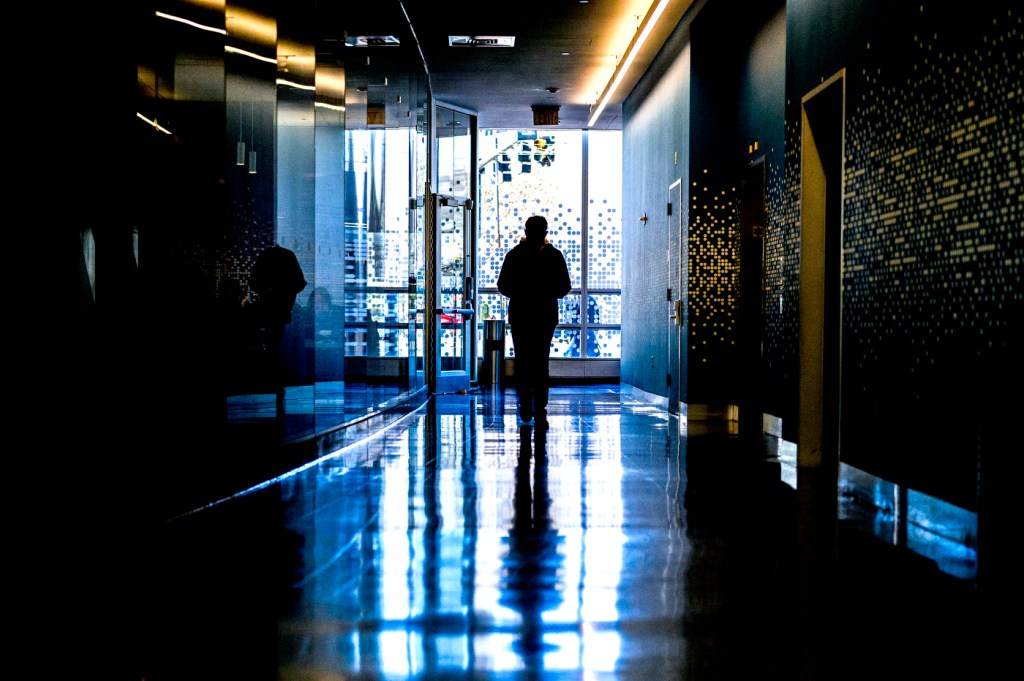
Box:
554;251;572;298
497;249;516;298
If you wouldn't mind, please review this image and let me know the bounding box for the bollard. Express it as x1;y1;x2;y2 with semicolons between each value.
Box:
482;319;505;385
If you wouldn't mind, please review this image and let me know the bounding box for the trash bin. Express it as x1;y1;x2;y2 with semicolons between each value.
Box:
482;319;505;385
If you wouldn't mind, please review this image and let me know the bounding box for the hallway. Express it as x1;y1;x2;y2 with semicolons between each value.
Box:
133;384;980;680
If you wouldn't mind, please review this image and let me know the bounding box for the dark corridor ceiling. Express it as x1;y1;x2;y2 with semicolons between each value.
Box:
319;1;696;130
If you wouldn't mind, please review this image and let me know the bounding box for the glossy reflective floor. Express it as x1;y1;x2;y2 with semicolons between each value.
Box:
138;384;982;681
224;380;416;444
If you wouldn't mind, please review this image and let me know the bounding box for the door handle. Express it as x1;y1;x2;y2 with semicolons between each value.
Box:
669;299;683;326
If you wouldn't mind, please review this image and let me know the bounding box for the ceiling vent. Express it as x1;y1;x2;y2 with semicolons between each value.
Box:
448;36;516;47
345;35;400;47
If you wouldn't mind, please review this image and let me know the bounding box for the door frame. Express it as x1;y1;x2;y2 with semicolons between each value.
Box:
430;193;475;394
739;155;767;443
799;69;845;472
667;178;685;415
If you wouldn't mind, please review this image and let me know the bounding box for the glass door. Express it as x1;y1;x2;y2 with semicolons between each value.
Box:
433;194;473;392
429;104;476;394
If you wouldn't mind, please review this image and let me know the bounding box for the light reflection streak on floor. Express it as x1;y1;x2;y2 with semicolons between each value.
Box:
149;385;802;680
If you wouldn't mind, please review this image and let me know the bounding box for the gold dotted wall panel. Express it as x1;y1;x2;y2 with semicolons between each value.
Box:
689;171;740;372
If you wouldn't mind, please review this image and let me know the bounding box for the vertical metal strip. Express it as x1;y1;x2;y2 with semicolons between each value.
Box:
580;130;590;358
424;186;436;393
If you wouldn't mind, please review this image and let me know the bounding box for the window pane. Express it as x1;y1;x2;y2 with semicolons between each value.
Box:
587;130;622;289
589;329;621;359
551;329;582;358
587;294;621;325
477;129;620;363
479;130;584;289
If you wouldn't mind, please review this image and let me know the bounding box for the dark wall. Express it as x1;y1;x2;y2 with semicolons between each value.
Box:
687;0;787;406
623;0;1021;514
620;7;695;402
780;0;1022;509
68;0;430;519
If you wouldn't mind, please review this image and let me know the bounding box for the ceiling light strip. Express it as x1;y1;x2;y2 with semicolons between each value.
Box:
224;45;277;64
277;78;316;91
155;11;227;35
137;112;173;135
588;0;671;127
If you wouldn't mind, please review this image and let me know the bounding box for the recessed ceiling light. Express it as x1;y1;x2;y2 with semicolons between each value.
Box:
448;36;516;47
345;35;400;47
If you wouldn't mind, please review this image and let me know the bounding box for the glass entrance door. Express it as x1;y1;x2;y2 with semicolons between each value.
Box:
434;194;473;392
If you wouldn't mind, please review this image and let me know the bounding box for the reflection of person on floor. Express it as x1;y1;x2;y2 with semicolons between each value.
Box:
500;427;561;663
497;215;572;427
248;244;307;412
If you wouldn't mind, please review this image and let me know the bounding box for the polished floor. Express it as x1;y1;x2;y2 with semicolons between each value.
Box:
133;384;982;681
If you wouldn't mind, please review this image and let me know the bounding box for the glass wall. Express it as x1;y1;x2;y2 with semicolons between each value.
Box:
132;2;617;452
477;129;622;361
135;0;429;445
435;107;475;373
583;130;623;359
340;129;423;364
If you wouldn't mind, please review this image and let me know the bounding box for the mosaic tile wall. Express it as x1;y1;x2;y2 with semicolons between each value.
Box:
763;0;1022;506
842;7;1022;372
838;2;1021;506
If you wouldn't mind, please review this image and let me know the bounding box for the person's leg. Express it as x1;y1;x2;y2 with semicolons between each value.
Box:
532;324;556;424
265;323;286;414
511;325;535;421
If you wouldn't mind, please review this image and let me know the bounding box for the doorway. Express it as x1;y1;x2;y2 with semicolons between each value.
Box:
667;178;685;415
430;104;477;395
431;194;475;394
738;156;766;444
798;70;845;472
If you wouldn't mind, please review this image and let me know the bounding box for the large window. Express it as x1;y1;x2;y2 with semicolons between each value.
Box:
341;129;419;361
477;129;622;359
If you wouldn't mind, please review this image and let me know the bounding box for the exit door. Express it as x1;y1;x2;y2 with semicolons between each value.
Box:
432;193;474;393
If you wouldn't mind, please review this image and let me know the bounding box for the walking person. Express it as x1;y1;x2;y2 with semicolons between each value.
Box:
497;215;572;427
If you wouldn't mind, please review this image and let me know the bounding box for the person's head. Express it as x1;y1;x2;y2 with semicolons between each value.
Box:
524;215;548;242
310;286;332;309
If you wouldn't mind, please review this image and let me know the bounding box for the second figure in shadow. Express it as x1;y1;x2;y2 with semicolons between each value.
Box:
248;244;307;413
497;215;572;427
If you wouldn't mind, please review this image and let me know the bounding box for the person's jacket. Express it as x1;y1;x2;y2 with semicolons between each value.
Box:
497;237;572;329
251;245;308;326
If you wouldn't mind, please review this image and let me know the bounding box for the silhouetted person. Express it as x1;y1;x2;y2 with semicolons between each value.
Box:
248;245;307;411
497;215;571;427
